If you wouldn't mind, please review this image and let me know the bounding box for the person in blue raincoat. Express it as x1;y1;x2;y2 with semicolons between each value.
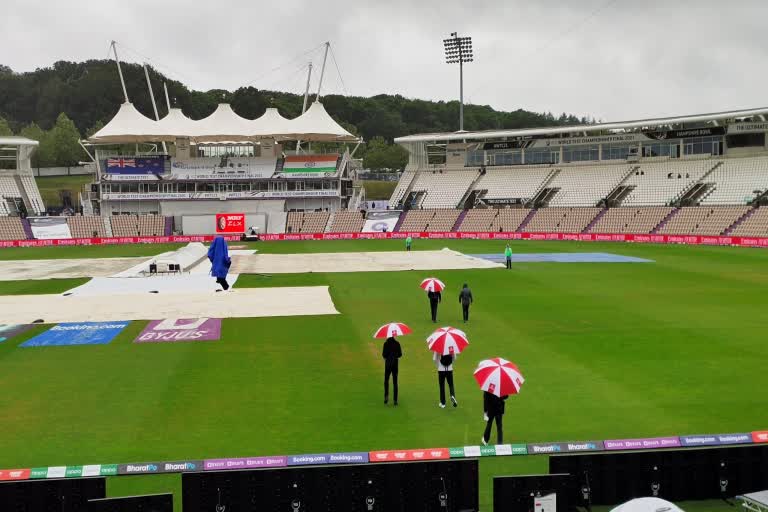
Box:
208;236;232;291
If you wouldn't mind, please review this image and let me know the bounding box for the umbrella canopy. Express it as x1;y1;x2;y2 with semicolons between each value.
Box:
473;358;525;397
427;327;469;355
373;322;412;339
610;498;684;512
420;277;445;293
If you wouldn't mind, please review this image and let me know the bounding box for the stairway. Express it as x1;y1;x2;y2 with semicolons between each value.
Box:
723;207;758;235
324;212;336;232
392;211;406;232
13;175;34;215
457;169;484;208
673;161;723;205
583;208;608;233
651;208;680;234
452;209;469;231
21;218;33;239
517;208;538;232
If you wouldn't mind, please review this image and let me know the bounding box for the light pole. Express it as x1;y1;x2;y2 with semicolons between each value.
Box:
444;32;473;132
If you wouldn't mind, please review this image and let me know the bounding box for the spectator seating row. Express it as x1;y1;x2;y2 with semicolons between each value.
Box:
656;206;751;236
286;211;330;233
458;208;531;232
589;207;674;234
699;157;768;205
111;214;166;237
547;165;631;207
0;217;26;240
474;167;553;201
524;207;602;233
327;211;365;233
730;207;768;237
409;170;479;208
398;209;461;232
66;215;109;238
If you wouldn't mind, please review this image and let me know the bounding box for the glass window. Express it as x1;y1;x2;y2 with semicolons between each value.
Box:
524;148;559;164
602;143;638;160
562;145;598;163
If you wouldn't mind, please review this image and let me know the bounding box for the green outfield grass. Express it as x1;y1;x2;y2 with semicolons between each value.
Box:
0;239;766;511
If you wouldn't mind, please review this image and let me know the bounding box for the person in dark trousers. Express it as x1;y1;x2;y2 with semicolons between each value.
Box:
458;283;473;323
434;351;457;408
504;244;513;269
382;336;402;405
406;236;413;251
427;290;442;323
482;391;509;445
207;236;232;291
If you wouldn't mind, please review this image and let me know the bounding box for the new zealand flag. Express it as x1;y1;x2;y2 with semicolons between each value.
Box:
107;157;165;174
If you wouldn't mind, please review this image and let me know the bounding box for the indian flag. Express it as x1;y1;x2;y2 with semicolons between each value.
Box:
282;154;338;173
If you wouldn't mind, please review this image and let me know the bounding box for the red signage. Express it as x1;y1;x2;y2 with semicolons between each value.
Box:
752;431;768;443
368;448;449;463
0;469;31;481
2;231;768;249
216;213;246;234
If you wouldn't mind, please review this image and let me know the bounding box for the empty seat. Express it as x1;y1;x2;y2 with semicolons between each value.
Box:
524;207;602;233
589;207;674;234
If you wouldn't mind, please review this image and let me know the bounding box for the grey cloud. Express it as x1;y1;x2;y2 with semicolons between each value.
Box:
1;0;767;124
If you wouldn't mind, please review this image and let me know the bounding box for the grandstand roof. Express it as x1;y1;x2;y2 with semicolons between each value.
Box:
0;136;40;147
88;101;357;144
394;106;768;143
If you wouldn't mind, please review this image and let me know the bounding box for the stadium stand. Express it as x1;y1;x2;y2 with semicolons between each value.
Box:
524;207;602;233
286;211;331;233
408;170;479;208
398;209;461;232
19;175;46;214
473;167;553;201
589;207;674;234
656;206;751;236
621;159;716;206
327;211;365;233
110;214;166;237
66;215;109;238
0;176;22;200
458;208;532;232
699;157;768;205
387;169;417;208
547;165;632;206
729;207;768;237
0;217;27;240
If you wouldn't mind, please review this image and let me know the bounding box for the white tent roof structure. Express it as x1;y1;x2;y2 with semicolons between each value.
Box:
90;102;170;143
88;101;358;144
157;108;196;136
285;101;355;141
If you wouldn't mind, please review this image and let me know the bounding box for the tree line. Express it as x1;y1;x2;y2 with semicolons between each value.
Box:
0;60;591;169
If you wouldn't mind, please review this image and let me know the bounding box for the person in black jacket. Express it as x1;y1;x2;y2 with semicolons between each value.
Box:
458;283;473;323
382;336;402;405
482;391;509;445
427;290;442;323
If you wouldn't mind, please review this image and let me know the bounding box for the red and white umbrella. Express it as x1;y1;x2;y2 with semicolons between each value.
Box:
420;277;445;293
373;322;412;339
473;358;525;397
427;327;469;355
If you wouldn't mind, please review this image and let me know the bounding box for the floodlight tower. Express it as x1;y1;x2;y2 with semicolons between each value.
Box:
443;32;473;132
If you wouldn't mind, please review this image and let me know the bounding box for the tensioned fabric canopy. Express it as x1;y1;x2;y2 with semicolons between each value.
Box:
89;101;357;144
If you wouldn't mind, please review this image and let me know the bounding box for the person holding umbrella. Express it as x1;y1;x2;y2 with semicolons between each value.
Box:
504;244;513;270
427;327;469;409
421;278;445;323
208;236;232;291
474;358;525;445
374;323;411;406
458;283;473;323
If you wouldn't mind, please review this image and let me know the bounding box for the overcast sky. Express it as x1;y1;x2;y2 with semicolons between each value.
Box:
2;0;767;124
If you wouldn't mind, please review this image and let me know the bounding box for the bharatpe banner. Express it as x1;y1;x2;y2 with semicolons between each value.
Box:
117;461;203;475
134;318;222;343
680;433;753;447
21;322;130;347
604;437;681;451
527;441;605;454
203;456;288;471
